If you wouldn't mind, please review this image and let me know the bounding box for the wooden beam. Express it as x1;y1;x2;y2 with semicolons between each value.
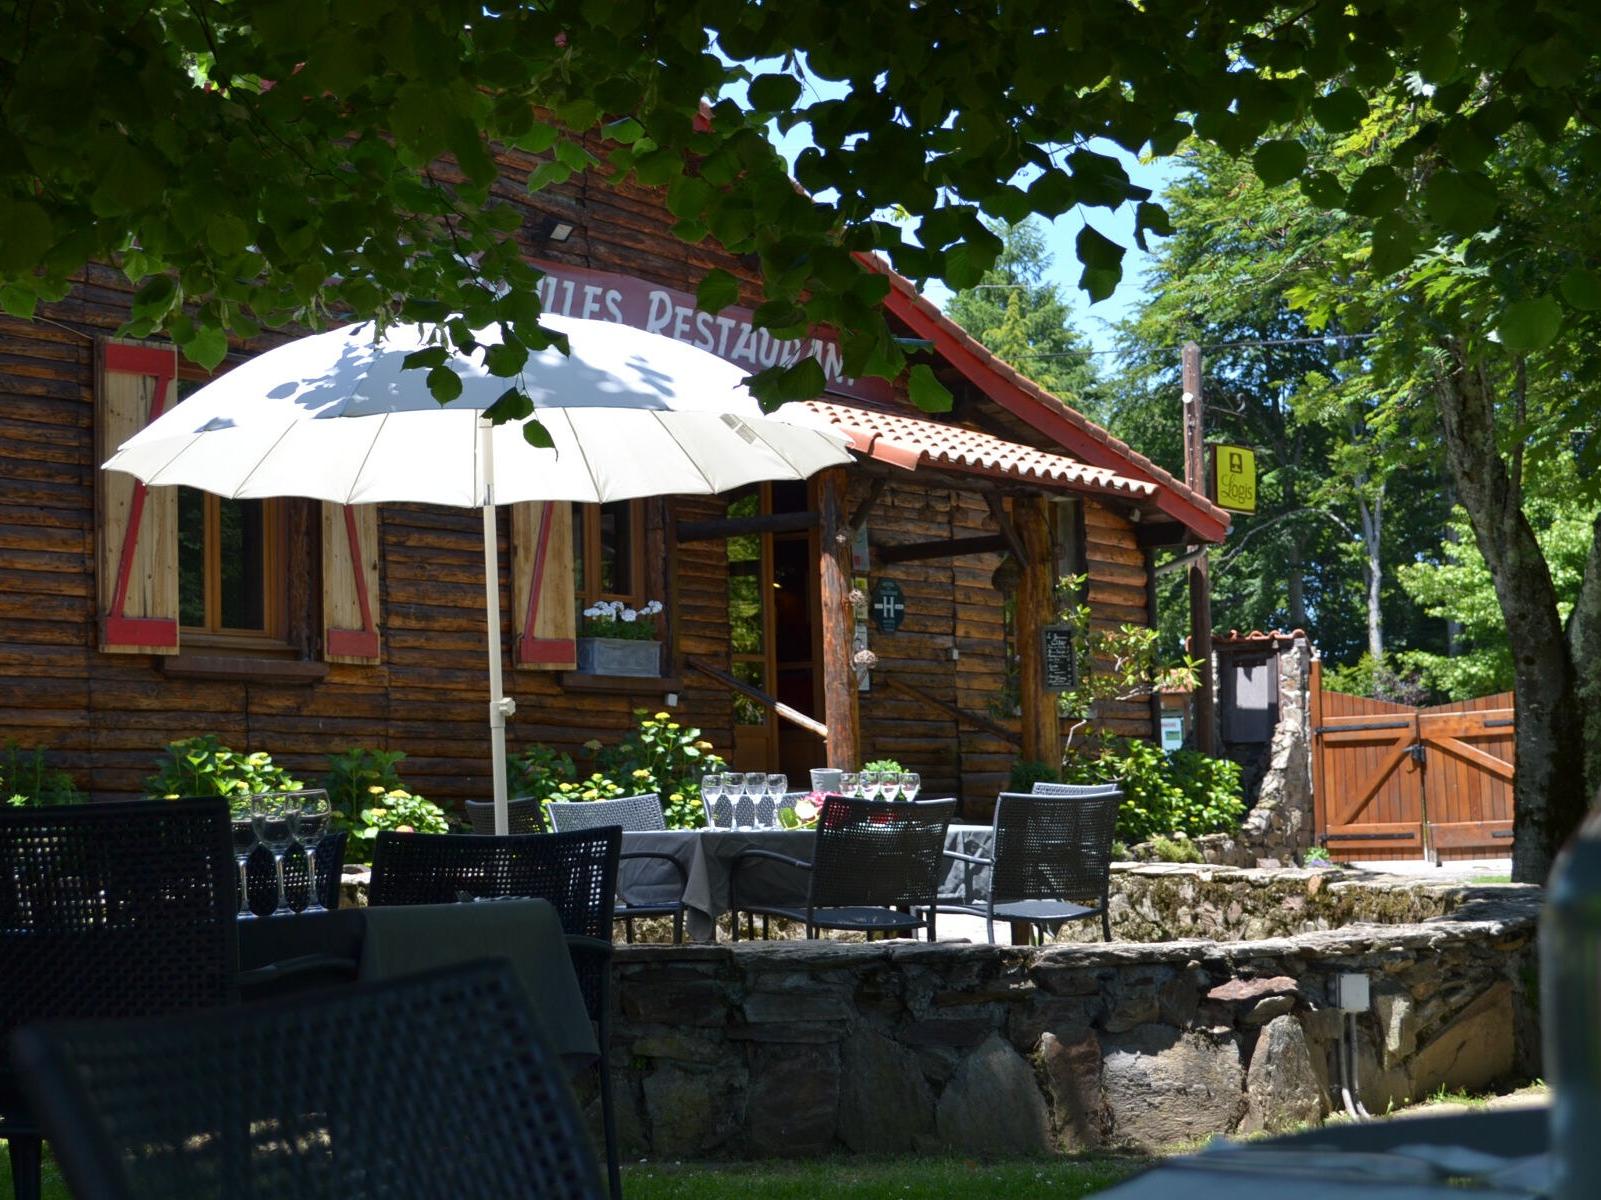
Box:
817;468;859;768
684;657;827;738
674;511;818;543
1183;341;1215;756
983;491;1028;563
882;677;1021;748
847;477;887;533
876;534;1007;565
1014;494;1062;770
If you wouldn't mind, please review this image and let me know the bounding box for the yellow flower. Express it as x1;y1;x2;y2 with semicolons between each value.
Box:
368;785;386;795
695;741;713;751
632;768;651;779
654;711;670;720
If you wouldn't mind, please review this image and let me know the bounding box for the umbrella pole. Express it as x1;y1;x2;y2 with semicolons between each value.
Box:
480;420;513;835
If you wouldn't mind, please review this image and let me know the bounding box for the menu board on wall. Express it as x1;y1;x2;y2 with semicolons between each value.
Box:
1042;625;1078;692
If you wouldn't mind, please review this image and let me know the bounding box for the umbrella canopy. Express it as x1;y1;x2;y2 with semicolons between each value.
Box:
103;315;853;832
106;314;850;506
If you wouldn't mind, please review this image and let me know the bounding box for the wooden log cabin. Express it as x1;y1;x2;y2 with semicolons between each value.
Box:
0;141;1228;816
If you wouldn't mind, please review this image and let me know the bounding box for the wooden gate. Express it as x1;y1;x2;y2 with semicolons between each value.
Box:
1310;662;1515;861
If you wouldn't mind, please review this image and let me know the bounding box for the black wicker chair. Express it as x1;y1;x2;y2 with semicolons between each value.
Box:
242;829;348;916
728;795;956;941
465;795;547;834
941;790;1121;943
0;797;238;1200
367;829;623;1200
1030;781;1125;801
11;959;603;1200
546;794;688;945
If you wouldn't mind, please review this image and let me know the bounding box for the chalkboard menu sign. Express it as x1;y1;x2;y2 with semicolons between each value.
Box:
1041;625;1078;692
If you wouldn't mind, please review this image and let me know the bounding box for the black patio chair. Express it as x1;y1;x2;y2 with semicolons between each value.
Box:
367;828;623;1200
1;797;238;1200
728;795;956;941
941;790;1121;943
243;829;348;916
1031;781;1125;800
546;794;688;944
10;959;603;1200
465;795;547;834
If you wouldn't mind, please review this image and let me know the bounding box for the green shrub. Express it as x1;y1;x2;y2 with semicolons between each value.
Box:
350;788;451;862
145;735;301;800
1146;834;1204;863
2;741;84;806
507;742;578;799
1064;737;1244;844
591;710;726;829
862;758;903;774
1007;759;1060;793
322;747;407;827
1303;846;1332;865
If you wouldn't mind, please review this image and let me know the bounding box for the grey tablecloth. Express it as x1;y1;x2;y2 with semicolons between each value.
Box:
937;823;996;905
620;829;816;941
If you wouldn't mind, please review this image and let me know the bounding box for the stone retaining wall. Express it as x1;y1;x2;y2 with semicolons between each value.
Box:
605;880;1541;1159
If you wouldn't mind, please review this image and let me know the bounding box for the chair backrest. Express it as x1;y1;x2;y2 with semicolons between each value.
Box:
1;798;239;1046
367;829;620;1020
989;792;1121;905
809;795;957;911
13;960;604;1200
244;830;348;917
465;796;547;835
1030;782;1125;800
547;793;665;833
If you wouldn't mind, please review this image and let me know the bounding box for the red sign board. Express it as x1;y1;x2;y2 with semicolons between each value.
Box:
529;259;894;404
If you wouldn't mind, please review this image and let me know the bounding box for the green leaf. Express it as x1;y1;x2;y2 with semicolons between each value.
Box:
131;275;179;321
513;123;560;154
1075;224;1125;271
1344;165;1405;218
183;323;229;371
521;419;555;449
748;73;803;113
483;340;528;376
0;283;37;319
907;363;953;413
526;161;572;192
666;174;713;218
402;346;450;371
486;386;534;424
1559;268;1601;311
426;365;464;403
1311;87;1369;134
604;117;644;145
1079;265;1120;303
696;268;740;314
0;202;54;272
205;215;250;259
1300;171;1345;209
1497;295;1562;353
1422;169;1499;234
1252;139;1308;187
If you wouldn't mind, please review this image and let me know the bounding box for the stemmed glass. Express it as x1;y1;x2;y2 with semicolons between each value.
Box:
701;772;724;828
900;772;921;802
724;772;749;829
230;796;259;921
293;790;332;914
879;772;902;803
763;773;787;827
251;792;299;917
839;771;860;799
860;770;883;802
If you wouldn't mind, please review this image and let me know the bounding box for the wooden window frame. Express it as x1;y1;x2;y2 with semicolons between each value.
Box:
574;499;648;607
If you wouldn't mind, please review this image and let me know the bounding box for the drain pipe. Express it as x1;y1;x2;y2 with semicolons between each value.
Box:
1333;974;1374;1122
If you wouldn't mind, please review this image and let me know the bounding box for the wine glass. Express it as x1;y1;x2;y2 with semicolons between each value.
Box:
860;770;883;802
724;772;749;829
900;772;921;802
839;771;860;799
763;774;787;827
879;772;901;803
230;796;259;921
293;790;332;914
701;773;724;828
251;792;299;918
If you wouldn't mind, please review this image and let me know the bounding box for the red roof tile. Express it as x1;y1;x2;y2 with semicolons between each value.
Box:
784;400;1159;499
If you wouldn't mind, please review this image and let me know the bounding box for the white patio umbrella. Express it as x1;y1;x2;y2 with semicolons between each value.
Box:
104;314;852;833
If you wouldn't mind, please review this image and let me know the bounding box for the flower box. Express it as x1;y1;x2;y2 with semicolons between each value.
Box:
577;636;662;678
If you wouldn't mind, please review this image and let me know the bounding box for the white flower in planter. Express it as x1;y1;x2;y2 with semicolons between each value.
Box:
621;608;638;622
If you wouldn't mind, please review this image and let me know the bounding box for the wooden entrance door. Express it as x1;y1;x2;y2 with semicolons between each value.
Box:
1311;662;1517;861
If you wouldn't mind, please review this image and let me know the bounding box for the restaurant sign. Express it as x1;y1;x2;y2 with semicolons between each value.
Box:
1209;443;1258;514
530;259;894;404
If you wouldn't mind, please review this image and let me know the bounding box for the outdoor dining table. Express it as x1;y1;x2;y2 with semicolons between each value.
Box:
619;815;994;942
235;898;598;1074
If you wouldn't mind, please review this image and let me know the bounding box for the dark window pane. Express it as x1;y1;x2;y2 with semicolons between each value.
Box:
178;488;206;628
573;508;587;597
598;501;632;595
770;480;807;514
771;537;812;662
218;498;265;630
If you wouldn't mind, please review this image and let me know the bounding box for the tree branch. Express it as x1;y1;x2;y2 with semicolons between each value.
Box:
1213;506;1359;574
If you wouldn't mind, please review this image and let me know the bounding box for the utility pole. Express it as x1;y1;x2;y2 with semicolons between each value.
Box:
1182;341;1216;756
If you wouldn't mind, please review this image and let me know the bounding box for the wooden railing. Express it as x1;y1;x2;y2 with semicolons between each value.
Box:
684;656;829;739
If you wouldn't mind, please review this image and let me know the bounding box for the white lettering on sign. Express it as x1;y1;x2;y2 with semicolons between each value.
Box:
529;259;894;403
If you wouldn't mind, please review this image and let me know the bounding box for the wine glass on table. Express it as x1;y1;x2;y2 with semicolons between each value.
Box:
251;792;299;918
230;796;259;921
900;772;921;802
860;770;883;802
724;772;748;830
293;790;333;914
839;771;860;800
879;772;902;803
763;773;787;827
700;772;724;828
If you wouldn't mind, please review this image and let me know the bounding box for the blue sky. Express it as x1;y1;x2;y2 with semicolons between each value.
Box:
737;62;1181;362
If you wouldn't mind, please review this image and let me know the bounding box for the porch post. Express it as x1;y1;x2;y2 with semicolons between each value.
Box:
1014;495;1062;771
817;468;859;768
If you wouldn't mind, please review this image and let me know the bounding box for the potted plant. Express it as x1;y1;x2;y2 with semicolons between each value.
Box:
577;599;665;677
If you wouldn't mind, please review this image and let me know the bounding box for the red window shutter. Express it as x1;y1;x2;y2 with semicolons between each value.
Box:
96;339;180;654
512;501;577;669
322;502;381;664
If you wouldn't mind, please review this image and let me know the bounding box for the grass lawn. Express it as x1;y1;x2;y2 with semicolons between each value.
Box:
3;1143;1142;1199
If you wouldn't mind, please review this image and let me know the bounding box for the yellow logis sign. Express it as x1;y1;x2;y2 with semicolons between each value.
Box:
1209;443;1257;514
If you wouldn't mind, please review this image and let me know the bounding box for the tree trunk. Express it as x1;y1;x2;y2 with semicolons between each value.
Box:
1435;359;1590;882
1285;531;1310;630
1356;484;1385;660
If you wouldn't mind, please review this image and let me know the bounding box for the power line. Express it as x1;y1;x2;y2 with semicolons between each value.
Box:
1203;333;1377;351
